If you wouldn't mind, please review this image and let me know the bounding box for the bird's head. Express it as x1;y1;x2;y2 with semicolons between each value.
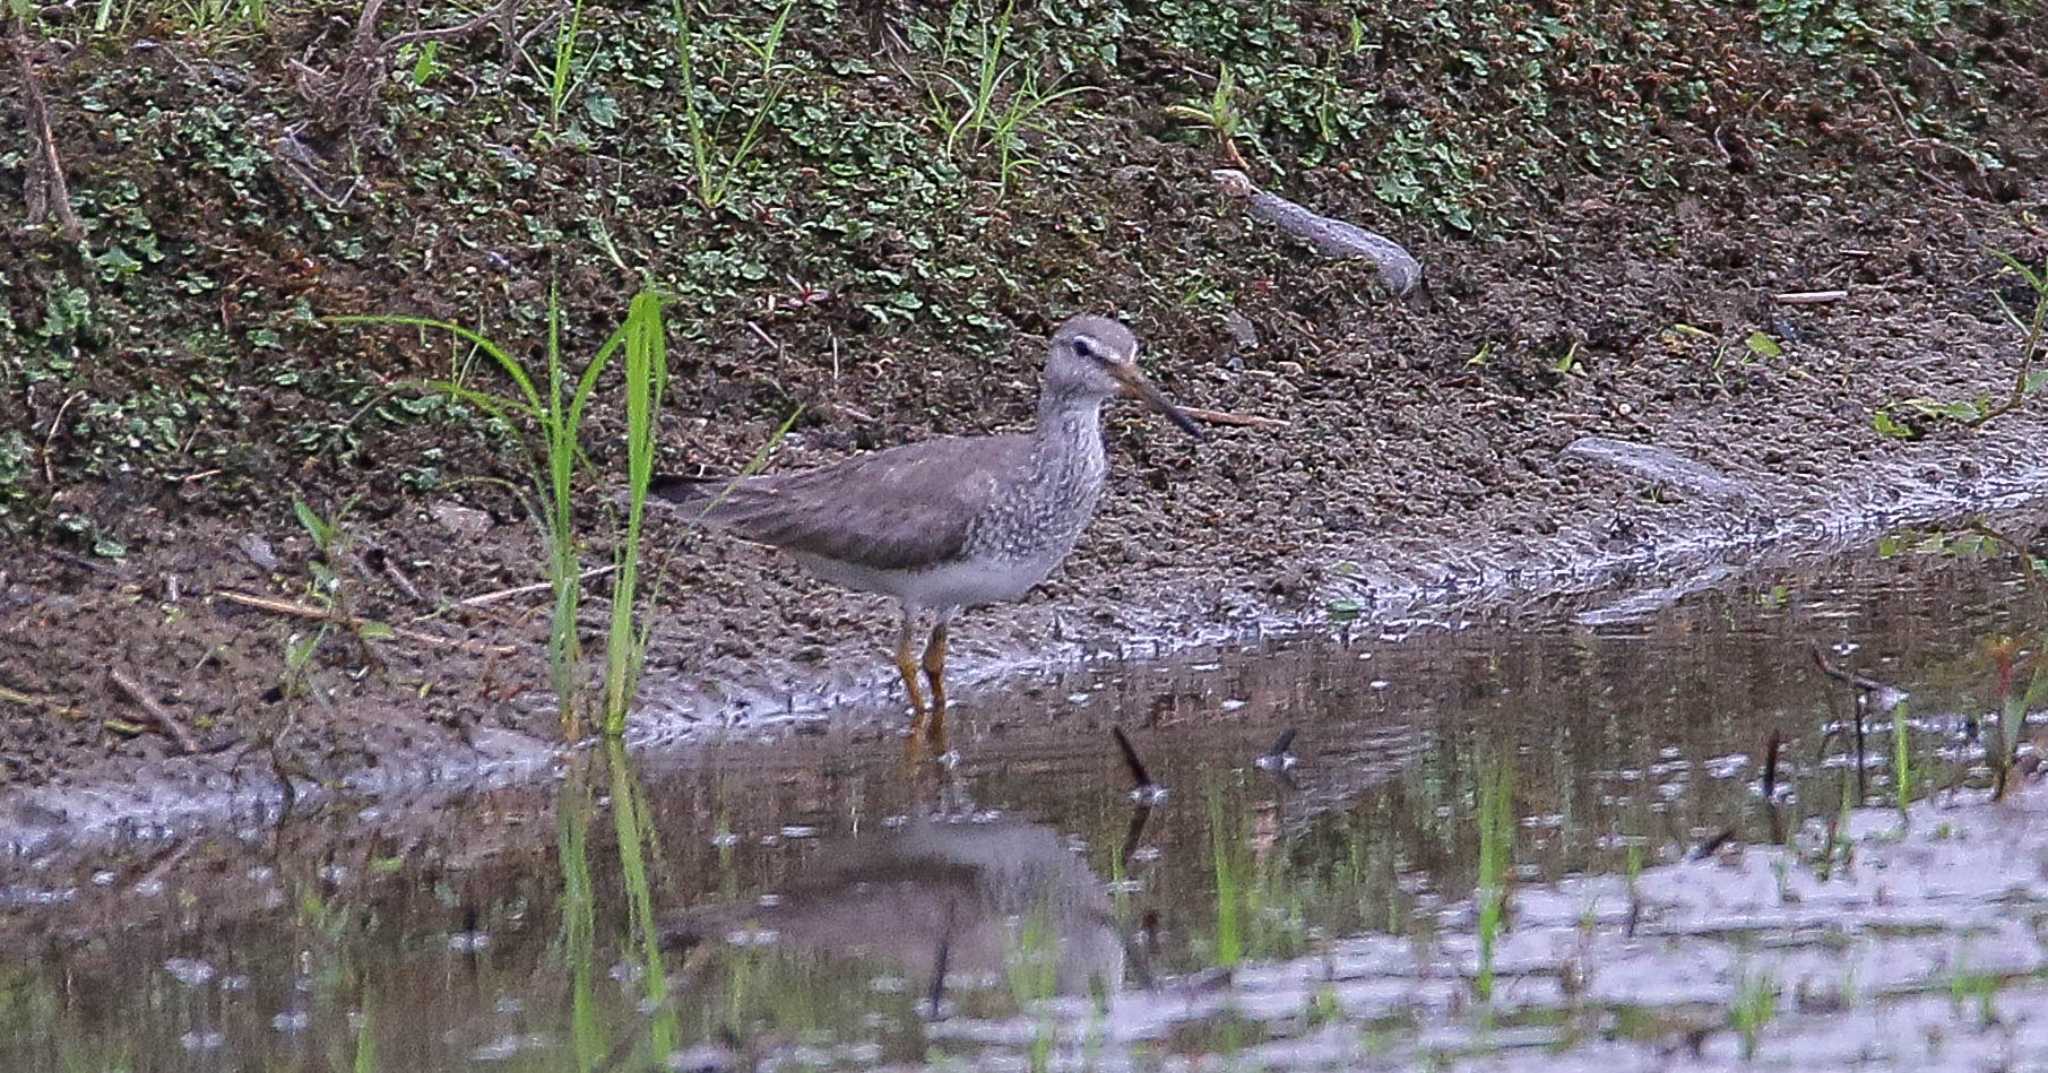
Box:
1042;315;1201;438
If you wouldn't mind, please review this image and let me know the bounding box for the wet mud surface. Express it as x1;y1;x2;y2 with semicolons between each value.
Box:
2;515;2043;1070
7;407;2047;854
8;213;2048;847
4;3;2048;844
4;2;2048;847
6;7;2048;1065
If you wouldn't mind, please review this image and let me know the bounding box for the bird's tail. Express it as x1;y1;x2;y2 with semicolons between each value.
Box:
646;473;729;508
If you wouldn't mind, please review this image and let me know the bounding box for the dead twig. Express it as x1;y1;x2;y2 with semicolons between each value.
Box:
1773;290;1848;305
298;0;529;127
216;589;518;656
1111;726;1154;790
42;389;84;486
108;669;199;754
9;20;84;240
1809;643;1901;697
363;546;428;606
430;564;618;615
744;321;785;379
382;0;530;52
1177;405;1290;430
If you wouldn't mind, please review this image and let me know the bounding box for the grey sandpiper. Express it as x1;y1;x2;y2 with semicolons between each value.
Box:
650;314;1201;745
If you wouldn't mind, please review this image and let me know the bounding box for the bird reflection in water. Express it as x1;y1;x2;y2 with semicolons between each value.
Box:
663;817;1128;1012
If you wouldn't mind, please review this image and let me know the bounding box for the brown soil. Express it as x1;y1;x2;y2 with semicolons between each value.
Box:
3;2;2047;843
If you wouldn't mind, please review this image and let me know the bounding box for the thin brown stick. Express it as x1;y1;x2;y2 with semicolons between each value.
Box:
1809;643;1896;696
216;589;518;656
9;20;83;240
42;389;83;486
1178;405;1290;430
1966;267;2045;428
434;564;618;614
369;549;427;606
108;669;199;754
1773;290;1849;305
382;0;528;51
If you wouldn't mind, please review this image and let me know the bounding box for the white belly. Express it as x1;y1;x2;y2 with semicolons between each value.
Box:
793;551;1061;611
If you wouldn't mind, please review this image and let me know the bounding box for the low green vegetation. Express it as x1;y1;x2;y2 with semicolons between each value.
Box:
603;292;672;734
1;0;2033;556
1474;758;1515;1003
674;0;796;208
333;282;670;736
920;1;1093;196
543;0;591;138
1164;62;1248;169
1730;968;1779;1060
1948;955;2003;1026
1876;249;2048;437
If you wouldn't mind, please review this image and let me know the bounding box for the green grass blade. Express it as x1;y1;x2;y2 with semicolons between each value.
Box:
603;289;668;731
329;315;542;414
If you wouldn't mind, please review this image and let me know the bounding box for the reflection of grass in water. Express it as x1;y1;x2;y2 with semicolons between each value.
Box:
1891;699;1912;815
1305;984;1343;1026
608;739;678;1057
1206;787;1319;966
1990;629;2048;799
1007;900;1059;1003
1207;782;1241;969
1160;1013;1264;1058
352;988;377;1073
1949;949;2005;1026
1028;1026;1053;1073
1475;757;1514;1004
1005;896;1060;1073
557;759;604;1069
1730;969;1778;1060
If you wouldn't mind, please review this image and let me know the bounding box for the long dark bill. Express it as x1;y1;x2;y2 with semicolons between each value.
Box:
1117;368;1204;439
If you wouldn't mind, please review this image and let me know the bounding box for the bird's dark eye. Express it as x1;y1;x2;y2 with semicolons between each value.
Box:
1072;334;1111;364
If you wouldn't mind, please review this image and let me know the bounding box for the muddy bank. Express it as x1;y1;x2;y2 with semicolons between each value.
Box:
6;175;2048;849
4;417;2046;857
4;1;2048;847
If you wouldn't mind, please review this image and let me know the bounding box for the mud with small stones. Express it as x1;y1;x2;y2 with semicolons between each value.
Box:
7;182;2046;852
4;4;2048;848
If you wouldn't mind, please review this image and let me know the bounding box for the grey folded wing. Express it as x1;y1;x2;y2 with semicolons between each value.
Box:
678;435;1019;573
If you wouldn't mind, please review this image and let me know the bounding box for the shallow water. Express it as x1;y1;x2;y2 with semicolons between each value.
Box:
3;516;2046;1072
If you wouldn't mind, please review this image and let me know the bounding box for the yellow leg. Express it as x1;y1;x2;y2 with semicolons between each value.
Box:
894;610;927;728
921;620;949;748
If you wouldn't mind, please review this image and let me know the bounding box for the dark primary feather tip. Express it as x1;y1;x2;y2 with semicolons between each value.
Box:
647;473;724;504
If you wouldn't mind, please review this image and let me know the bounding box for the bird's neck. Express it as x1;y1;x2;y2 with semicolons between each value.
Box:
1035;390;1105;449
